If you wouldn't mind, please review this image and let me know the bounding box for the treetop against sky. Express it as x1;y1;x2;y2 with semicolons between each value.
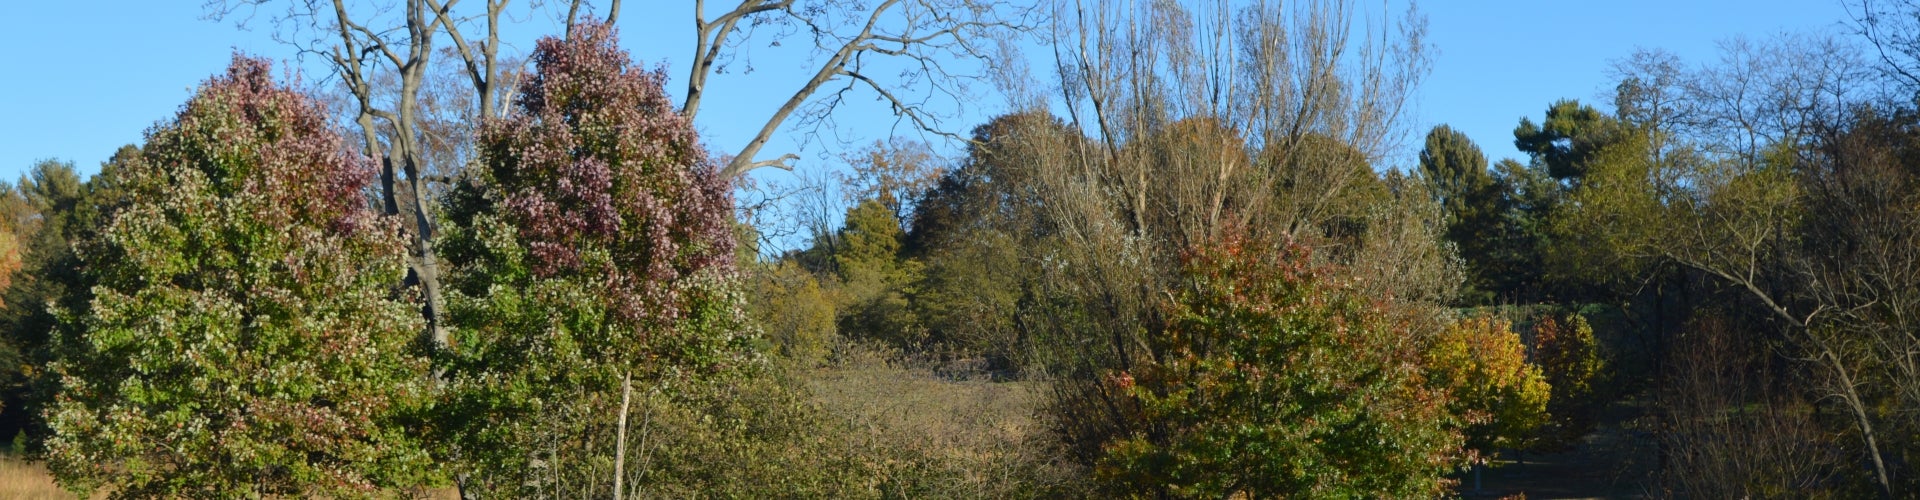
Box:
0;0;1853;182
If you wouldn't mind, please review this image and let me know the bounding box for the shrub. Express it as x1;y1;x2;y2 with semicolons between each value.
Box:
1093;230;1461;498
1532;312;1607;450
1425;315;1551;462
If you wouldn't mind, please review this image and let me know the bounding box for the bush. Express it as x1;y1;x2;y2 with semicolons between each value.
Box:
1426;315;1551;462
1533;312;1607;450
1092;230;1462;498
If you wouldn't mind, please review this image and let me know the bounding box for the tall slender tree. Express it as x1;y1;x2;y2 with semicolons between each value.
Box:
438;23;749;495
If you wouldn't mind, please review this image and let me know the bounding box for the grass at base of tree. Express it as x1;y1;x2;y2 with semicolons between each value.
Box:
0;457;462;500
0;457;77;499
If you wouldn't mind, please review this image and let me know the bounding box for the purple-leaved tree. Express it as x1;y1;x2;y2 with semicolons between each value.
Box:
438;23;749;497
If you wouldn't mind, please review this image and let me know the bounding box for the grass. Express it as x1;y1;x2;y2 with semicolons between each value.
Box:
799;345;1077;495
0;457;461;499
0;457;75;500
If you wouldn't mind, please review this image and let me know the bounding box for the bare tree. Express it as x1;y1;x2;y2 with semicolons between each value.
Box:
1849;0;1920;92
686;0;1037;179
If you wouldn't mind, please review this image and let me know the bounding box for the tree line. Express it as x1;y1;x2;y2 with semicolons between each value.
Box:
1;0;1919;498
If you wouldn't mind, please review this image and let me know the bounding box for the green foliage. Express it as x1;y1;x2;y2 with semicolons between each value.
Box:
1514;99;1627;181
0;156;102;438
1418;125;1505;303
835;199;911;286
899;112;1066;367
1482;99;1637;302
45;56;436;497
438;23;751;494
831;199;925;349
1421;125;1495;219
1094;230;1462;498
909;227;1024;367
747;260;837;365
1541;132;1669;299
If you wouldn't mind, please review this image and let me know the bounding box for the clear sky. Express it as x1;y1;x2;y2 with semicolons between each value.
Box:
1417;0;1856;167
0;1;1860;184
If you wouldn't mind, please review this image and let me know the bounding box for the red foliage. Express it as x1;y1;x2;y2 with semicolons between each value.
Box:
478;23;736;326
146;56;378;232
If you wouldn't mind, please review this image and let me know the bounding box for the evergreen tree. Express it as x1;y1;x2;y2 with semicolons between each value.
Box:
1418;125;1503;303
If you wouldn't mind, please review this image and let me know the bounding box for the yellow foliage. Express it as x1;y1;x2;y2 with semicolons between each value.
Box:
0;228;19;306
1426;315;1552;460
749;261;838;364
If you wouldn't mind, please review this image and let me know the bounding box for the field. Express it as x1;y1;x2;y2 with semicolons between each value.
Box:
0;458;71;500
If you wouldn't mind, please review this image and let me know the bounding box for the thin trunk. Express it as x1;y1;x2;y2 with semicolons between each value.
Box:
1820;343;1895;499
613;370;633;500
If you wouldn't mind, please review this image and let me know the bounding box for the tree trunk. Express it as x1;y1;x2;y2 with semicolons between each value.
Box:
613;370;633;500
1821;345;1895;499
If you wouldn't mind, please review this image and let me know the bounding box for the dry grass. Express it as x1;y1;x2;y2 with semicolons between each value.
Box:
0;457;462;499
0;458;75;500
0;351;1062;499
802;347;1076;495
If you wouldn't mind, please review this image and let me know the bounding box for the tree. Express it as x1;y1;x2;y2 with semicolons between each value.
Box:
1514;99;1625;182
1541;133;1670;300
1530;312;1607;451
1425;316;1551;463
206;0;577;356
1418;125;1503;302
1421;125;1494;219
1094;229;1462;498
438;23;749;496
45;56;436;497
1011;0;1443;473
830;198;924;348
838;139;944;223
1850;0;1920;92
745;260;836;364
686;0;1035;178
901;112;1071;366
0;157;110;451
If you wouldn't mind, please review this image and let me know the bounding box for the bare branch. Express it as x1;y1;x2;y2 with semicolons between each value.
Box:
690;0;1036;179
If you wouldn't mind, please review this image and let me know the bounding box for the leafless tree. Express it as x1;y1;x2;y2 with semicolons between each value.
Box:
998;0;1441;464
1849;0;1920;92
686;0;1038;179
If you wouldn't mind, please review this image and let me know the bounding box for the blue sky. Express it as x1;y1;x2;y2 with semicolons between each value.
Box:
0;1;1859;184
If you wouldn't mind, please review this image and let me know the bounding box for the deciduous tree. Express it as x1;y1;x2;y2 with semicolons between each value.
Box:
438;23;749;496
45;56;436;497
